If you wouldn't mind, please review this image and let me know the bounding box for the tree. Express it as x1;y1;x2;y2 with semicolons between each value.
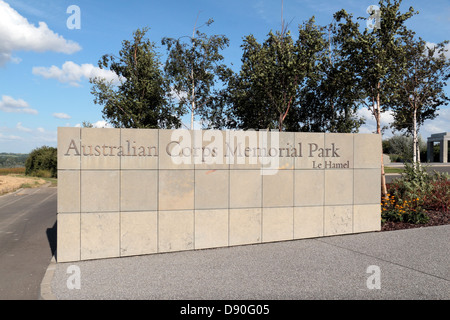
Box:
297;18;364;133
389;37;450;163
90;28;182;129
162;15;230;129
25;146;57;178
334;0;417;198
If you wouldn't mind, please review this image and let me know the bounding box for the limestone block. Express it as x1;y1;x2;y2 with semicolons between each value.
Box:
262;207;293;242
158;170;194;211
324;205;353;236
56;213;80;262
354;169;381;205
324;170;353;205
229;170;262;208
194;209;229;249
294;132;325;169
229;208;261;246
120;128;158;169
121;170;157;211
158;210;194;252
324;133;354;168
80;212;120;260
80;128;120;170
193;130;229;169
260;131;295;171
159;129;194;169
294;170;325;207
80;170;120;213
57;170;80;213
353;204;381;233
58;127;81;170
262;170;294;207
120;211;157;257
195;169;229;209
354;134;381;169
226;130;262;168
294;206;324;239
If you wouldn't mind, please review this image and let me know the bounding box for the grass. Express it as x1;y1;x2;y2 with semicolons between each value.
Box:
385;166;405;174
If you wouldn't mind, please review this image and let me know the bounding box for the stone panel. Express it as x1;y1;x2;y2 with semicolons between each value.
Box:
159;129;194;169
226;130;261;168
80;128;120;170
195;209;229;249
353;204;381;233
158;170;194;211
324;170;353;205
81;170;119;213
57;170;80;213
262;170;294;207
354;134;381;169
294;206;324;239
120;211;157;256
324;205;353;236
229;208;261;246
229;170;262;208
120;128;158;169
354;169;381;205
193;130;229;169
294;170;324;207
121;170;157;211
80;212;120;260
262;207;293;242
57;127;80;170
158;210;194;252
324;133;354;168
56;213;80;262
294;132;325;169
195;169;229;209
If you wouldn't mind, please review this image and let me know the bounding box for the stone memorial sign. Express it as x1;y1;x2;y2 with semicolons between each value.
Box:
57;128;381;262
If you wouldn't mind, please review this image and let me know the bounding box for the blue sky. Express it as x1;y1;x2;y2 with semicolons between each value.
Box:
0;0;449;153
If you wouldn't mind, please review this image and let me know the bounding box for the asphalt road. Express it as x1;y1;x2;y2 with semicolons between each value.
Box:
0;185;57;300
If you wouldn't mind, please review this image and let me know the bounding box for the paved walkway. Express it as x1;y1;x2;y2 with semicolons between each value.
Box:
41;225;449;300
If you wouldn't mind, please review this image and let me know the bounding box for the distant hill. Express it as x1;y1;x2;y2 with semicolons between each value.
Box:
0;153;29;168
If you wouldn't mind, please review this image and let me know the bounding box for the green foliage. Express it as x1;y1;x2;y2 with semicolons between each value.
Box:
25;146;57;178
224;17;363;133
91;28;182;129
162;17;230;129
382;162;450;224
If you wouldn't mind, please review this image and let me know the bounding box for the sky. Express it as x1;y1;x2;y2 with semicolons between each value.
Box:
0;0;449;154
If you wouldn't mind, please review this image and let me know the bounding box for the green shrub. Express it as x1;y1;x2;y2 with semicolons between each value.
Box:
25;146;57;178
381;162;449;224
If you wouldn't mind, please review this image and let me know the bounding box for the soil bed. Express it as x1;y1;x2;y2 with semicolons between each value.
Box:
381;210;450;231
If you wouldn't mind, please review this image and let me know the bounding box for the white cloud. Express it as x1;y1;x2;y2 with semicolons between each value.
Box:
33;61;124;87
53;112;71;119
0;95;38;114
0;0;81;66
0;132;22;141
357;108;394;136
421;107;450;139
92;120;113;128
16;122;32;132
425;41;450;60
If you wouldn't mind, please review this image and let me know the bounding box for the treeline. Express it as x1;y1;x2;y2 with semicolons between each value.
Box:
0;153;28;168
90;0;449;144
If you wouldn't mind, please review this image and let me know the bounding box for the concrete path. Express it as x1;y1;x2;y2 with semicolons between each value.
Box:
44;224;449;300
